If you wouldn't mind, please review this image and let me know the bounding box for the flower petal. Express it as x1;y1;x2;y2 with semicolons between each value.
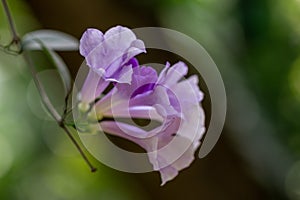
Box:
158;139;197;185
100;121;149;142
157;61;188;87
102;105;163;122
79;68;109;103
172;75;204;105
85;26;145;78
79;28;103;57
105;64;133;84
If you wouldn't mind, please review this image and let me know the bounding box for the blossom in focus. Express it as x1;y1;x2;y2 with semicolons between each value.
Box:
77;25;205;185
79;26;145;103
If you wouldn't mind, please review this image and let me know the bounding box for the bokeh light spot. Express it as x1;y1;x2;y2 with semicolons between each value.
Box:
286;161;300;199
289;57;300;102
0;135;14;178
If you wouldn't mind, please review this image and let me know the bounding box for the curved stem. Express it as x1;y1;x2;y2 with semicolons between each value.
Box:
24;52;62;121
60;124;97;172
1;0;97;172
1;0;20;43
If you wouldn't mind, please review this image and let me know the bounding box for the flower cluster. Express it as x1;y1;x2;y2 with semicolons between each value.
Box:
77;26;205;185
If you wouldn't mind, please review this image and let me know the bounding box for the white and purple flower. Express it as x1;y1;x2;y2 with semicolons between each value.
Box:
77;25;205;185
79;26;145;103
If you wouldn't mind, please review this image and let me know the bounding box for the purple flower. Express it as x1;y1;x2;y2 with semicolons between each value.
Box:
79;26;145;103
77;26;205;185
95;62;205;185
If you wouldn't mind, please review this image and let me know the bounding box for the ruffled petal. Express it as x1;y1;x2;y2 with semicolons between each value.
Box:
79;26;147;103
158;139;197;186
159;166;178;186
172;75;204;105
94;65;158;114
117;66;158;98
130;86;179;117
85;26;145;81
79;28;104;57
157;61;188;87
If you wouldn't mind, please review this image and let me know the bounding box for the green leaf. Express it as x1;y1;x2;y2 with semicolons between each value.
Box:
40;43;72;92
22;29;79;51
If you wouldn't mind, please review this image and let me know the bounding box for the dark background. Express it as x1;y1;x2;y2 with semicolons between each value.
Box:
0;0;300;199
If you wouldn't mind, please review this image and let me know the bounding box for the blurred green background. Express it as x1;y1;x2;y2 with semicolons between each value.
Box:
1;0;300;199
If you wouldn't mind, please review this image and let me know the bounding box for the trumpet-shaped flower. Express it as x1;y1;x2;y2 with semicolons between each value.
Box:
79;26;145;103
77;26;205;185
